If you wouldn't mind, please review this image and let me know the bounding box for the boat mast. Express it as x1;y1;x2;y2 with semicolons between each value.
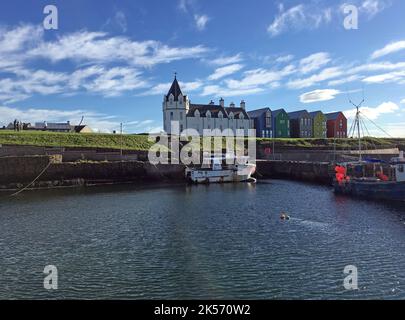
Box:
349;97;364;162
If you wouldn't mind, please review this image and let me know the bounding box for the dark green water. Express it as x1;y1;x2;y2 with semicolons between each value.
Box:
0;180;404;299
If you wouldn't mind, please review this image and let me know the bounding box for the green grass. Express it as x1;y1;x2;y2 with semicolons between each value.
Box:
0;130;403;151
257;137;403;150
0;130;154;151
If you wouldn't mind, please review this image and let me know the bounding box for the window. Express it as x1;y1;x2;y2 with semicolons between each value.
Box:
170;112;173;120
399;165;404;173
265;112;271;128
180;112;183;120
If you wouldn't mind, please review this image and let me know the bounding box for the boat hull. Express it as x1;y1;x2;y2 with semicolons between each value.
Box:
334;180;405;202
187;165;256;184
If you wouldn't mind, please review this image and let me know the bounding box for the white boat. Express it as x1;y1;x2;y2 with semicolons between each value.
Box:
185;155;256;184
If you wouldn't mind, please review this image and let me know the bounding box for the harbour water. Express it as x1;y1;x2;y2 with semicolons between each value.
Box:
0;180;404;299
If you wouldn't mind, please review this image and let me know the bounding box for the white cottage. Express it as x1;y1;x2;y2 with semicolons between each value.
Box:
162;76;253;135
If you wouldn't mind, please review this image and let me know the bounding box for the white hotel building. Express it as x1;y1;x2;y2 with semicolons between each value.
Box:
163;76;254;135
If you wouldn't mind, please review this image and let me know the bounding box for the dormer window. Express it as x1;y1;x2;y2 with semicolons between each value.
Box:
206;111;211;118
229;112;234;119
218;111;223;119
194;109;200;117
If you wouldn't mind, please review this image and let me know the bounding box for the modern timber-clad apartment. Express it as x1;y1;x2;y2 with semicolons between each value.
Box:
287;110;313;138
247;107;273;138
271;109;290;138
325;112;347;138
309;111;327;138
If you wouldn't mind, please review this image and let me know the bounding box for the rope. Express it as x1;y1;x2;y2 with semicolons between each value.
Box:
10;161;52;197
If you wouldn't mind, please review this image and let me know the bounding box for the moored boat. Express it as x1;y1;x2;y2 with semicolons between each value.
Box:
185;155;256;184
334;152;405;202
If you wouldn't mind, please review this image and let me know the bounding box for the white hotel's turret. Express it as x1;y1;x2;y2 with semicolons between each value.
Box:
163;75;189;134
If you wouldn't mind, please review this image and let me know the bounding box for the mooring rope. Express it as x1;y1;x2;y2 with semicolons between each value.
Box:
10;161;52;197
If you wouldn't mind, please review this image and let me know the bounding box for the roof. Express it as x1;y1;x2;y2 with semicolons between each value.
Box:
287;110;310;119
188;104;229;118
309;111;324;118
225;107;249;119
247;107;271;118
166;77;183;101
271;109;287;117
325;112;345;120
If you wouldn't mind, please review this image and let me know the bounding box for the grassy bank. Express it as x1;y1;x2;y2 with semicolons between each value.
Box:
257;137;405;150
0;130;404;151
0;130;154;151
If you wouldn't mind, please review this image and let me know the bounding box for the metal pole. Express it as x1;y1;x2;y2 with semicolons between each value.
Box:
120;122;123;158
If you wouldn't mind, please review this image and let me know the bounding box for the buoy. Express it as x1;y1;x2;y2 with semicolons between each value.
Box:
280;213;290;220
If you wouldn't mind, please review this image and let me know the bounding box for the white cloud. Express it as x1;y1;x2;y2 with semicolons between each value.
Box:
0;25;212;102
267;4;332;37
401;99;405;104
275;54;294;63
300;89;341;103
328;75;363;86
344;101;399;120
209;54;243;66
287;67;343;89
208;64;244;81
299;52;331;74
371;40;405;60
360;0;390;18
226;65;295;90
194;14;210;31
0;65;149;103
362;70;405;84
28;31;209;67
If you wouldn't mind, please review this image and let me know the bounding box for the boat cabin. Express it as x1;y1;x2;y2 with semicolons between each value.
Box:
391;151;405;182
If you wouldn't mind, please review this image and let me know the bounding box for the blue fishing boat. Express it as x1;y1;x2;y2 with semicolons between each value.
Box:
334;153;405;202
333;99;405;202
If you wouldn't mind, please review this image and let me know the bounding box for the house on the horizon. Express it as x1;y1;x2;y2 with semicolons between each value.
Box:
162;76;254;135
325;112;347;138
271;109;290;138
4;121;92;133
247;107;272;138
309;111;327;139
288;110;313;138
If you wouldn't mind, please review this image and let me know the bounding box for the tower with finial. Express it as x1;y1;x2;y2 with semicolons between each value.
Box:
162;73;189;134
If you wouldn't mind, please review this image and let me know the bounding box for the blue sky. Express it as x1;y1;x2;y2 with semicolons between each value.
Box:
0;0;405;136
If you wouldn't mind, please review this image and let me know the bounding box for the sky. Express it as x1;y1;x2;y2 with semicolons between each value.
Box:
0;0;405;136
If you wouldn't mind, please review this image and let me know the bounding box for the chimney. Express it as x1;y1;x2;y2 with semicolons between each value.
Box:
230;102;235;108
219;98;224;107
209;100;215;105
240;100;246;110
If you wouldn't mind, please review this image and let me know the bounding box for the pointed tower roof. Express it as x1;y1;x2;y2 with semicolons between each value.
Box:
166;74;183;101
